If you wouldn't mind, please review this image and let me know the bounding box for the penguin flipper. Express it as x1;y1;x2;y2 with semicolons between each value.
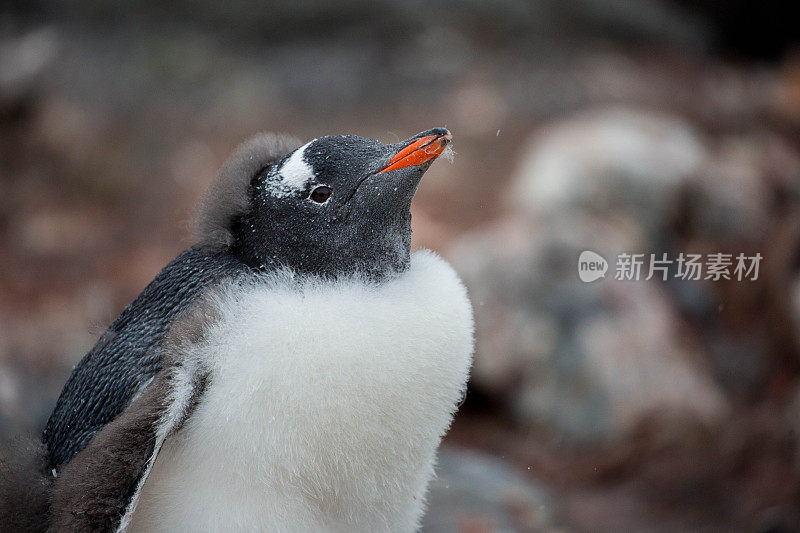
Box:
48;353;207;532
43;246;240;469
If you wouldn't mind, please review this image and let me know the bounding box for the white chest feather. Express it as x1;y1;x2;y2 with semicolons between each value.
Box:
128;251;473;532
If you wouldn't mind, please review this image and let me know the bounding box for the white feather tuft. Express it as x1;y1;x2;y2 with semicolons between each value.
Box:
441;144;456;164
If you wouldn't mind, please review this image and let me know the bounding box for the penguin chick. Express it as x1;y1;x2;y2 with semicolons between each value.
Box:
18;128;472;532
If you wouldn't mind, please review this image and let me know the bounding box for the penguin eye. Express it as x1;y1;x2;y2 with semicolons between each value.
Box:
310;186;332;203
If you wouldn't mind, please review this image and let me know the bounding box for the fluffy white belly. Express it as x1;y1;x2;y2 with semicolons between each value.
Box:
128;251;473;532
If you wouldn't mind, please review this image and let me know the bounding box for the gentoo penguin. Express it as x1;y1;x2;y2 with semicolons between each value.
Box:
0;128;473;532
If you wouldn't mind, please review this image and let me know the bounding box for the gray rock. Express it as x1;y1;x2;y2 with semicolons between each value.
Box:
423;447;558;533
452;219;728;448
508;107;705;248
450;107;738;448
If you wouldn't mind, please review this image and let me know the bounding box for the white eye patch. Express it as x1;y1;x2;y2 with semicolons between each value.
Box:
263;139;316;198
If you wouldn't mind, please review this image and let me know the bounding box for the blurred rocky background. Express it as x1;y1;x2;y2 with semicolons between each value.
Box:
1;1;799;531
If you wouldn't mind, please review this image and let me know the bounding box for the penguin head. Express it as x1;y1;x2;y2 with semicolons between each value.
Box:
196;128;452;279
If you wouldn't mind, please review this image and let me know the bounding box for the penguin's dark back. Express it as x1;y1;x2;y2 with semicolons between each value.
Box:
42;245;245;468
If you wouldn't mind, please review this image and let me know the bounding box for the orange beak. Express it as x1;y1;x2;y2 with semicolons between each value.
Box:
377;131;452;174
